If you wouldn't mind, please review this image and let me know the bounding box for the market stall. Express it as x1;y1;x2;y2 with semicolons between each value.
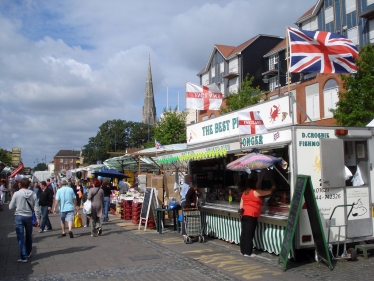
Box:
158;96;374;256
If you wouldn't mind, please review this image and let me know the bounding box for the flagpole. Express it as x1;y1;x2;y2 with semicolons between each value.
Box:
286;27;294;125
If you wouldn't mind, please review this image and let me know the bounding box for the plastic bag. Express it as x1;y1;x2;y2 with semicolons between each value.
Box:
168;201;179;210
32;212;39;227
83;199;92;214
74;212;82;228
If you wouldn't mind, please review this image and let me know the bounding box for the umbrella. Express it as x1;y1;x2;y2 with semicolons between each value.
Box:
227;152;287;174
93;169;130;179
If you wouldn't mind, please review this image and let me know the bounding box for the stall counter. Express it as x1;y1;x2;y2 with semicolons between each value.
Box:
200;202;289;256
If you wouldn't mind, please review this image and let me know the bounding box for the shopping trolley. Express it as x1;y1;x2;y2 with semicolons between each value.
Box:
182;208;204;244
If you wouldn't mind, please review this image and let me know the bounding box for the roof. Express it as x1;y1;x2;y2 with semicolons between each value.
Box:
132;143;187;156
199;34;283;76
264;39;287;57
294;1;323;25
55;150;80;157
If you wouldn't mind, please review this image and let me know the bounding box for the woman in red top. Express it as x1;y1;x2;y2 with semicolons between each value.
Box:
239;178;275;257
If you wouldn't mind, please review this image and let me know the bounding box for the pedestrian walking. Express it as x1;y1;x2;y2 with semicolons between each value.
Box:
102;179;111;222
9;177;40;262
39;181;54;233
53;178;77;238
87;179;104;237
1;180;8;205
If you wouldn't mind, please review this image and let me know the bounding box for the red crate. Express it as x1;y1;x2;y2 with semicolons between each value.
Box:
132;202;142;208
124;215;132;220
132;219;140;224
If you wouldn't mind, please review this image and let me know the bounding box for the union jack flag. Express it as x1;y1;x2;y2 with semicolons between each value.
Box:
155;139;164;149
287;27;358;73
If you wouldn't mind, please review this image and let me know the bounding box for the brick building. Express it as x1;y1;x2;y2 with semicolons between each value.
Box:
53;150;81;176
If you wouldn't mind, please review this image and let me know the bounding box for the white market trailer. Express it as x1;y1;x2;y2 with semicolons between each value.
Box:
290;126;374;249
240;125;374;249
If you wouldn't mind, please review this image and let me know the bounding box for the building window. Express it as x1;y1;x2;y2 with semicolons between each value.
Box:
269;76;278;92
306;83;320;120
346;0;356;14
325;6;334;24
302;17;318;30
269;54;279;71
70;159;73;163
323;79;338;118
369;19;374;43
60;159;63;163
202;116;208;121
347;26;358;45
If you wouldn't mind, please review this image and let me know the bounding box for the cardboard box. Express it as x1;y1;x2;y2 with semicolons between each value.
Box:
155;187;164;206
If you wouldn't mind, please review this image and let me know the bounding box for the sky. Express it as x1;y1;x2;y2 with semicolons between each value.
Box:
0;0;315;168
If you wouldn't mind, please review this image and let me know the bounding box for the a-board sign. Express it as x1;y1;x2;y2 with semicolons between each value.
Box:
140;188;152;219
138;187;158;231
278;175;332;271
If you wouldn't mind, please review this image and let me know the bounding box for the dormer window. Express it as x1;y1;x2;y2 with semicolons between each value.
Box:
302;16;318;31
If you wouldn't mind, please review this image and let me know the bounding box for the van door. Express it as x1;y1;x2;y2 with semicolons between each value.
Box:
320;139;345;188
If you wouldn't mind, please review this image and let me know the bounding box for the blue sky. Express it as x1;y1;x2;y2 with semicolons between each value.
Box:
0;0;314;167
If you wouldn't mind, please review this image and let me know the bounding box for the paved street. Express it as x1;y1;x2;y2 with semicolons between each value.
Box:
1;205;374;281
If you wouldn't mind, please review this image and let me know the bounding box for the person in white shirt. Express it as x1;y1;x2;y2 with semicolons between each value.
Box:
180;175;192;208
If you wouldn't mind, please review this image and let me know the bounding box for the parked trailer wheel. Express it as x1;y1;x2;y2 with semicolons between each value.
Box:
347;248;357;261
183;236;187;244
187;237;192;244
198;236;203;243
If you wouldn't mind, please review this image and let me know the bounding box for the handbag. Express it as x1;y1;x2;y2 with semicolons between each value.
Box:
26;198;38;227
83;188;100;215
74;211;82;228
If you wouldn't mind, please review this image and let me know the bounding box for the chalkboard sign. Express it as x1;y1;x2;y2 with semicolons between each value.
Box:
278;175;332;271
140;188;152;219
138;187;158;231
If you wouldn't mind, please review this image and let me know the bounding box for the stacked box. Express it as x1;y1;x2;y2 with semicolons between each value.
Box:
132;202;142;224
121;200;132;220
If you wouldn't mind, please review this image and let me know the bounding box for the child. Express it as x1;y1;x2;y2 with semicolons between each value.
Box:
82;185;91;227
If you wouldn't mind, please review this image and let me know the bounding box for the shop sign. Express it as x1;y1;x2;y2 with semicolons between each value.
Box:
298;130;331;147
187;96;292;145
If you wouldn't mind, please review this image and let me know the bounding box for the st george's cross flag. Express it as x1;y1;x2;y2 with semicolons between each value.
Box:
238;111;267;135
185;82;223;110
287;27;358;73
155;139;164;149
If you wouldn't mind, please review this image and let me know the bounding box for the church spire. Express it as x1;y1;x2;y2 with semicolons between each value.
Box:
142;56;157;126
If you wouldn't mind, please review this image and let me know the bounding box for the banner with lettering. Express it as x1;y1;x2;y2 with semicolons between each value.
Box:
238;111;267;135
185;82;223;110
186;96;292;145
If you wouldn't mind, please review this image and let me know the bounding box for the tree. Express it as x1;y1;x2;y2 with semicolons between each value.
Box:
0;148;12;166
34;162;47;171
153;107;187;145
82;120;153;164
331;44;374;126
220;74;262;114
